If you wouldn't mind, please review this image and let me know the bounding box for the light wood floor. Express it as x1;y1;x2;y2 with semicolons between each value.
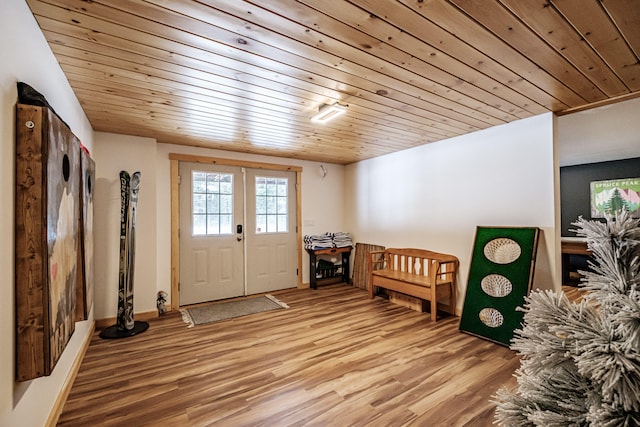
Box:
58;284;579;426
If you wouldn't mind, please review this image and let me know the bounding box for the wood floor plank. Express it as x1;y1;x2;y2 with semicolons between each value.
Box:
56;284;568;426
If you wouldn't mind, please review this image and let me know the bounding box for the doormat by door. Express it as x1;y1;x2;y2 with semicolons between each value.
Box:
180;295;289;328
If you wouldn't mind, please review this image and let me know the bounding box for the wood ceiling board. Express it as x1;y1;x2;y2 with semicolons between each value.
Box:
36;2;502;131
70;81;429;152
147;0;516;125
250;0;545;118
551;0;640;91
25;0;640;165
400;0;584;109
322;0;550;114
49;43;473;139
72;86;421;154
195;0;530;122
500;0;628;97
449;0;606;102
600;0;640;58
62;69;454;148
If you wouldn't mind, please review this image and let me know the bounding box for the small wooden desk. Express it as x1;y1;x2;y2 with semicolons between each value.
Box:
307;247;352;289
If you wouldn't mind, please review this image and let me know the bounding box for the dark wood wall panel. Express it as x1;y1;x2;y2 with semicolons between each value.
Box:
15;104;81;381
560;157;640;236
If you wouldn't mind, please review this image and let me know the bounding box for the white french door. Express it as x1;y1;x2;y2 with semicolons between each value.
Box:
179;163;244;305
245;169;298;294
179;162;297;305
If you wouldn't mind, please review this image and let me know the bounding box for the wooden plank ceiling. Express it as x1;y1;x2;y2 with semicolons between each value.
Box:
26;0;640;164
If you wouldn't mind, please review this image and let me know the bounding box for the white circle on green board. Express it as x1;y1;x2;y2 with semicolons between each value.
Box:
479;308;504;328
481;274;513;297
483;238;521;264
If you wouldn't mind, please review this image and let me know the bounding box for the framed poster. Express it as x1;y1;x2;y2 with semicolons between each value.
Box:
590;178;640;218
459;227;539;346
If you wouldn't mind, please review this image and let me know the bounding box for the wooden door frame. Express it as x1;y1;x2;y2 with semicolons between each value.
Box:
169;153;303;311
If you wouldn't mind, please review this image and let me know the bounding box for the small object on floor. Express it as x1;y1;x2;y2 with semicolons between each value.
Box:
99;321;149;339
157;291;168;315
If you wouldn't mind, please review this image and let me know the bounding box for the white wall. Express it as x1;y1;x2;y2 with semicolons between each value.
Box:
345;113;559;313
92;134;346;318
0;1;95;426
557;97;640;166
93;133;158;320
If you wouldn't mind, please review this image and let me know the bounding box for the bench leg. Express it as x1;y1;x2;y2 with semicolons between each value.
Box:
449;282;457;316
430;297;437;322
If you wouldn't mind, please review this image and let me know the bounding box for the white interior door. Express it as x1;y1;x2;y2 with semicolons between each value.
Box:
179;162;244;305
245;169;298;294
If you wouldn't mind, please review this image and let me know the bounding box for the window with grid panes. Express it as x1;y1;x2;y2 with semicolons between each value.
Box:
191;171;233;235
255;176;288;233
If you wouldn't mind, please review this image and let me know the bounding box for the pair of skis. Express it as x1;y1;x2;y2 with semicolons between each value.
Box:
117;171;140;331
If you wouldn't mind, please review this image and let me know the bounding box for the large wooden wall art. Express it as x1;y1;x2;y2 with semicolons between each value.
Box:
76;148;95;321
15;103;81;381
459;227;540;346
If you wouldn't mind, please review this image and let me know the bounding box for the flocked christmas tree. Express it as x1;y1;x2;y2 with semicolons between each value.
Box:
494;209;640;426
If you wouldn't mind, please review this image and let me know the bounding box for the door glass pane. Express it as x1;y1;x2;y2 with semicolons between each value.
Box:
206;175;219;193
193;194;206;214
277;197;287;213
256;178;266;196
256;196;266;214
193;214;207;236
266;178;277;195
193;172;207;192
256;176;288;233
207;194;219;213
207;214;219;235
277;214;287;231
266;214;277;232
220;214;233;234
256;214;267;233
277;179;287;196
220;194;233;214
192;171;233;236
266;196;277;214
220;175;233;194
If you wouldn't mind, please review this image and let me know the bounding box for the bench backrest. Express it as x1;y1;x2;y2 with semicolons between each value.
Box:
371;248;458;282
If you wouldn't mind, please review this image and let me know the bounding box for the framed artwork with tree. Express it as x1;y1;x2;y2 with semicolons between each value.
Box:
590;178;640;218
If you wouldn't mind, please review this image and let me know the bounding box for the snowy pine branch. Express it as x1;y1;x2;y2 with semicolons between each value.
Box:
495;210;640;426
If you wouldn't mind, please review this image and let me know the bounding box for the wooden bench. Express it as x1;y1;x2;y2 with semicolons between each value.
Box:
368;248;459;321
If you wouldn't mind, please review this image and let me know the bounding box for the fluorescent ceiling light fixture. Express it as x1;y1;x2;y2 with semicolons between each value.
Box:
311;103;347;123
